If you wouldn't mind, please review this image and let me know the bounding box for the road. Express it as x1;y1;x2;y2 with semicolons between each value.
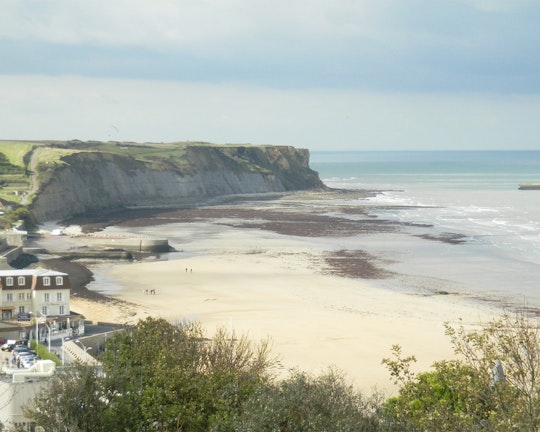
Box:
20;146;43;206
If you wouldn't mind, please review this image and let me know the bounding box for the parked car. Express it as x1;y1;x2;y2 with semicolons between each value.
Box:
12;345;32;356
11;345;34;357
14;351;36;364
12;344;30;352
20;355;41;368
14;347;32;353
15;352;33;360
1;340;26;352
13;349;35;360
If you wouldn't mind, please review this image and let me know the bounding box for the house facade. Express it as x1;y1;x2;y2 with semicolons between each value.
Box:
0;269;85;343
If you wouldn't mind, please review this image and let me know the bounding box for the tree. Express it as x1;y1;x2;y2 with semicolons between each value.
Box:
382;312;540;431
0;207;31;229
382;357;491;431
100;318;277;430
229;367;383;432
445;312;540;431
25;317;278;431
24;363;112;432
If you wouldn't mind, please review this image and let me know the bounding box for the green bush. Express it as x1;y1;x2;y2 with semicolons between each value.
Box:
1;207;31;229
229;368;383;432
26;314;540;431
382;313;540;431
25;317;278;431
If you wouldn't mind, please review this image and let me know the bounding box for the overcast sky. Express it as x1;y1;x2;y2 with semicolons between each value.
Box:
1;0;539;151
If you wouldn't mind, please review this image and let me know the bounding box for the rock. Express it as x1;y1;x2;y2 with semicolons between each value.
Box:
29;144;325;222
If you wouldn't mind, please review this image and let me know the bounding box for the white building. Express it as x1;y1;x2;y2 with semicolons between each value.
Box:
0;269;86;430
0;366;52;431
0;269;85;343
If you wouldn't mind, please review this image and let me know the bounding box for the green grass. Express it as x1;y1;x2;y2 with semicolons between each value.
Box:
0;192;20;203
0;139;243;168
0;174;28;182
0;141;36;167
0;143;32;204
35;147;81;165
30;340;62;365
93;141;192;161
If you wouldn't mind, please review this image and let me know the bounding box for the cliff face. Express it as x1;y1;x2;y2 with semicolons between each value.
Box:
29;145;324;222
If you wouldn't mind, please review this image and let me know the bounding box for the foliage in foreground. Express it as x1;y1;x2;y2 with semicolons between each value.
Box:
23;317;381;432
26;318;274;431
22;313;540;431
382;312;540;431
0;207;31;230
231;367;384;432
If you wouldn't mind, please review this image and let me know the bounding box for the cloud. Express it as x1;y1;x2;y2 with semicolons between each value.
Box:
1;2;539;149
0;0;374;48
2;75;539;150
1;0;539;93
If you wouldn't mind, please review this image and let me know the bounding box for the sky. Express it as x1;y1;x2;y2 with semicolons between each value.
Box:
1;0;540;151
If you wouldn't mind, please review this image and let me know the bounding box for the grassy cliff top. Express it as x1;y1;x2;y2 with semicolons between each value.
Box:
0;139;252;163
0;140;287;206
1;139;273;160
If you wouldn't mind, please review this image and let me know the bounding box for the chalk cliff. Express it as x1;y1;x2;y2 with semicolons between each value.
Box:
29;144;324;222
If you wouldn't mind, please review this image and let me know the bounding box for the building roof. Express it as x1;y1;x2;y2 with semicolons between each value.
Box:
0;269;68;277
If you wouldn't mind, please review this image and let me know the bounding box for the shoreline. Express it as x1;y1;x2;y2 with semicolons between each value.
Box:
32;190;504;392
104;240;499;391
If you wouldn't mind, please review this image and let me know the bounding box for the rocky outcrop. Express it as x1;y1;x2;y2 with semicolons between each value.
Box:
29;145;324;222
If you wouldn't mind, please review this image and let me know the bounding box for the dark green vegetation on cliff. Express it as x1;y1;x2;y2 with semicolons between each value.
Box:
0;140;324;223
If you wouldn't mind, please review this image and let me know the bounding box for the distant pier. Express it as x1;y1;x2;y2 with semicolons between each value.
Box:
519;183;540;190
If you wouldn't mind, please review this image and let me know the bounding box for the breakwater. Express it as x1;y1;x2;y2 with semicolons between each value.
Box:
72;234;172;253
519;183;540;190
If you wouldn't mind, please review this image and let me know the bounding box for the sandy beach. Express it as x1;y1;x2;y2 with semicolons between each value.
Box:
105;241;497;392
45;191;503;394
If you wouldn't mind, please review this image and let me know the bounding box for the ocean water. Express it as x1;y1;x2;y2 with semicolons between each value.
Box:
310;151;540;308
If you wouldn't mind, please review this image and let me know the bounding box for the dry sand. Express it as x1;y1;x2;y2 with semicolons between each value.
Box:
68;225;500;394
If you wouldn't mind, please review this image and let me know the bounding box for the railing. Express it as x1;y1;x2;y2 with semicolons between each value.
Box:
62;340;100;366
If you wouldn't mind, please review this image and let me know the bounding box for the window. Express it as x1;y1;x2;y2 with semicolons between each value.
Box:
26;292;32;300
19;306;25;314
18;293;25;301
18;276;25;286
59;305;65;315
14;422;36;432
43;277;50;286
6;293;13;302
41;306;47;315
44;293;50;303
6;277;13;286
57;292;62;302
56;276;63;286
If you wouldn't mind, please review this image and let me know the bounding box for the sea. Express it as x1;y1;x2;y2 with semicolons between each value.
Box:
310;150;540;310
